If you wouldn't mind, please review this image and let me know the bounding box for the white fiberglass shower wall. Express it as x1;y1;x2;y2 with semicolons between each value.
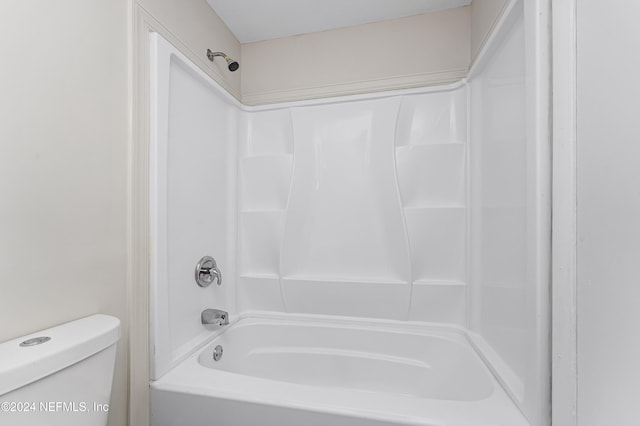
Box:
238;87;467;322
149;43;238;377
149;1;549;424
469;2;550;424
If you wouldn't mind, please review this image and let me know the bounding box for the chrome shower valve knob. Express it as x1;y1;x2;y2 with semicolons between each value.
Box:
195;256;222;287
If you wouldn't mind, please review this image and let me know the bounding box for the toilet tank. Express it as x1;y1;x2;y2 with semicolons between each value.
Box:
0;314;120;426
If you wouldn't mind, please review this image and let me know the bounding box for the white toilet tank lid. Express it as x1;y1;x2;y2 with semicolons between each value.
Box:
0;314;120;396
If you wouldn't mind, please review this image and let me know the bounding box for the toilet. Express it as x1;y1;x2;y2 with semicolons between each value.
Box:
0;314;120;426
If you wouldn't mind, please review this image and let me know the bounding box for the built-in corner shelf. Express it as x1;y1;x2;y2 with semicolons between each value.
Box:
239;117;293;273
394;89;468;290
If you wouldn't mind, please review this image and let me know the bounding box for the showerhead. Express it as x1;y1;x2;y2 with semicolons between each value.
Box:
227;58;239;72
206;49;239;72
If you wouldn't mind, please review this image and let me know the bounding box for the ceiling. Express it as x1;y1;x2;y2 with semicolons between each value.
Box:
207;0;472;43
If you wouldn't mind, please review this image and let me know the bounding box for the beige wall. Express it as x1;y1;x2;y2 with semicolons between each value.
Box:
0;2;129;426
241;7;470;105
470;0;511;62
137;0;241;99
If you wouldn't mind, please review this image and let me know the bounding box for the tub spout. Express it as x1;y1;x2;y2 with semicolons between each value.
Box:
201;309;229;326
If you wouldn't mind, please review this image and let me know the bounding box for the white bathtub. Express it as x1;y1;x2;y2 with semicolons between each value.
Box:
151;314;528;426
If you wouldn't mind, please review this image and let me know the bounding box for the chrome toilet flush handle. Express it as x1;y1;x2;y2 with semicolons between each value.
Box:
195;256;222;287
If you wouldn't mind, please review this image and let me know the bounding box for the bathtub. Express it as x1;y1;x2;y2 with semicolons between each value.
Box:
151;313;528;426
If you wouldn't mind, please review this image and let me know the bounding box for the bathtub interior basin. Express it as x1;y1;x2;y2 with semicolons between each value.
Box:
152;314;529;426
198;318;493;402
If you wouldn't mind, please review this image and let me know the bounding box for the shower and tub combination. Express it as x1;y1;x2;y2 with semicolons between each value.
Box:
149;2;549;425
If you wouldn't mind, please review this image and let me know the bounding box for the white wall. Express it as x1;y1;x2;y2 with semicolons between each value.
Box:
241;7;470;105
0;2;129;426
469;1;550;424
577;1;640;424
149;35;238;379
470;1;527;390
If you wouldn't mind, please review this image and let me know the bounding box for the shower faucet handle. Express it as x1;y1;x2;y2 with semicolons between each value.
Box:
195;256;222;287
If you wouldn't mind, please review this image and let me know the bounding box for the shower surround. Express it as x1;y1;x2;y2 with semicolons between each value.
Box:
149;2;549;425
238;87;468;323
